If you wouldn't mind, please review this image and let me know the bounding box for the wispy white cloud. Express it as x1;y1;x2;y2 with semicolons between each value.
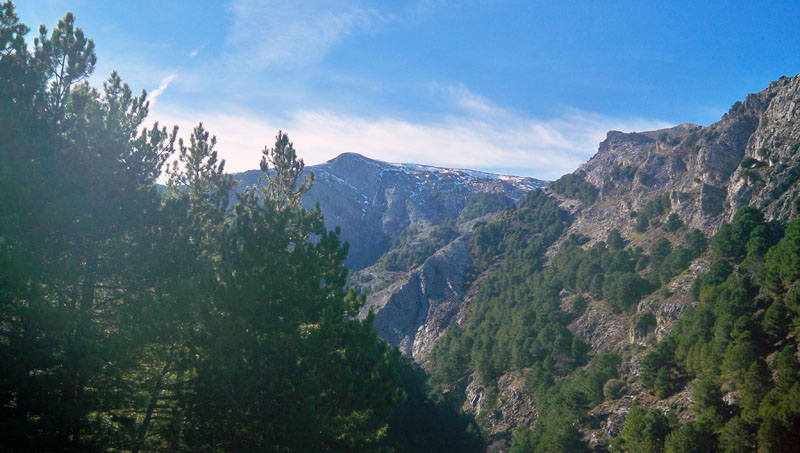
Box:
226;0;383;70
148;74;177;106
150;85;671;180
188;43;207;58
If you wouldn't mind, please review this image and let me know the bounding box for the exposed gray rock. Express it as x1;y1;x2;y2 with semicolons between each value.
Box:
568;301;631;354
358;235;472;357
464;371;537;449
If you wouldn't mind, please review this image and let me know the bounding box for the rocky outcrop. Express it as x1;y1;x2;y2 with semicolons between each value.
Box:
564;75;800;248
727;76;800;222
358;235;472;357
464;371;537;448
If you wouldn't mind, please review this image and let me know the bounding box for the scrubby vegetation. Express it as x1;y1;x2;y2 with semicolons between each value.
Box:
636;207;800;451
460;191;515;221
380;220;460;271
634;193;672;232
549;172;599;206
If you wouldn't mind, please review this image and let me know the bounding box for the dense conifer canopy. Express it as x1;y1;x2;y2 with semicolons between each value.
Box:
0;4;480;450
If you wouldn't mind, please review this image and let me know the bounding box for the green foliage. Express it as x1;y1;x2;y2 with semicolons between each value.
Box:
511;417;589;453
651;238;673;264
607;228;626;251
548;238;670;314
644;194;672;217
653;242;699;286
381;220;459;271
460;191;514;221
718;416;756;452
616;407;671;453
658;247;691;283
431;219;460;242
758;218;800;292
763;298;789;342
664;419;716;453
653;367;678;398
640;337;678;394
756;346;800;452
0;7;474;450
383;359;483;452
633;311;657;337
686;228;708;255
549;172;598;207
740;157;765;169
634;194;672;233
603;271;653;313
728;100;744;117
634;214;649;232
692;376;726;419
603;379;625;400
521;353;620;452
428;325;471;387
433;188;646;448
612;164;638;181
433;191;573;389
664;213;683;232
639;207;800;452
691;258;732;299
510;427;537;453
471;190;569;267
571;295;589;315
710;206;767;262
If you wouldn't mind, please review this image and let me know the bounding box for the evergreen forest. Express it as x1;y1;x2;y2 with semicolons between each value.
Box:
0;5;480;451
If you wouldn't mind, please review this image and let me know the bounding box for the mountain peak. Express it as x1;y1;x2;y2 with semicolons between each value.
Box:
327;152;379;165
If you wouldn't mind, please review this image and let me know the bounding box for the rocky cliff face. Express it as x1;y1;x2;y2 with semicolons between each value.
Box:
550;75;800;357
572;76;799;241
357;234;472;357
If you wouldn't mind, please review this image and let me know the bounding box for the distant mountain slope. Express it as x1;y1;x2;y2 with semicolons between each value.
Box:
234;152;544;271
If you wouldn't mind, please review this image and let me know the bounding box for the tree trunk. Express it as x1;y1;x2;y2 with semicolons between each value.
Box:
133;346;174;453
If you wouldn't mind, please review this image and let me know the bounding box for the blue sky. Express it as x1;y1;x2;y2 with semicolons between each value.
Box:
17;0;800;179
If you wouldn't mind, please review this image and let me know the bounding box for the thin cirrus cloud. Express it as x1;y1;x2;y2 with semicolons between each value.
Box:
147;74;177;107
144;1;673;180
188;43;207;58
150;86;671;181
225;0;383;70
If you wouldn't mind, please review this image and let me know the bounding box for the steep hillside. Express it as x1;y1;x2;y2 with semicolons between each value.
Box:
421;74;800;451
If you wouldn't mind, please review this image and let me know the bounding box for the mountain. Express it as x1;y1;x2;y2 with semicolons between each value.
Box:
460;75;800;450
233;154;546;361
234;152;544;270
232;75;800;451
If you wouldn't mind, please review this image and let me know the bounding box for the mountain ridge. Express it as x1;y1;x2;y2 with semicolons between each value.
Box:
233;151;545;270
